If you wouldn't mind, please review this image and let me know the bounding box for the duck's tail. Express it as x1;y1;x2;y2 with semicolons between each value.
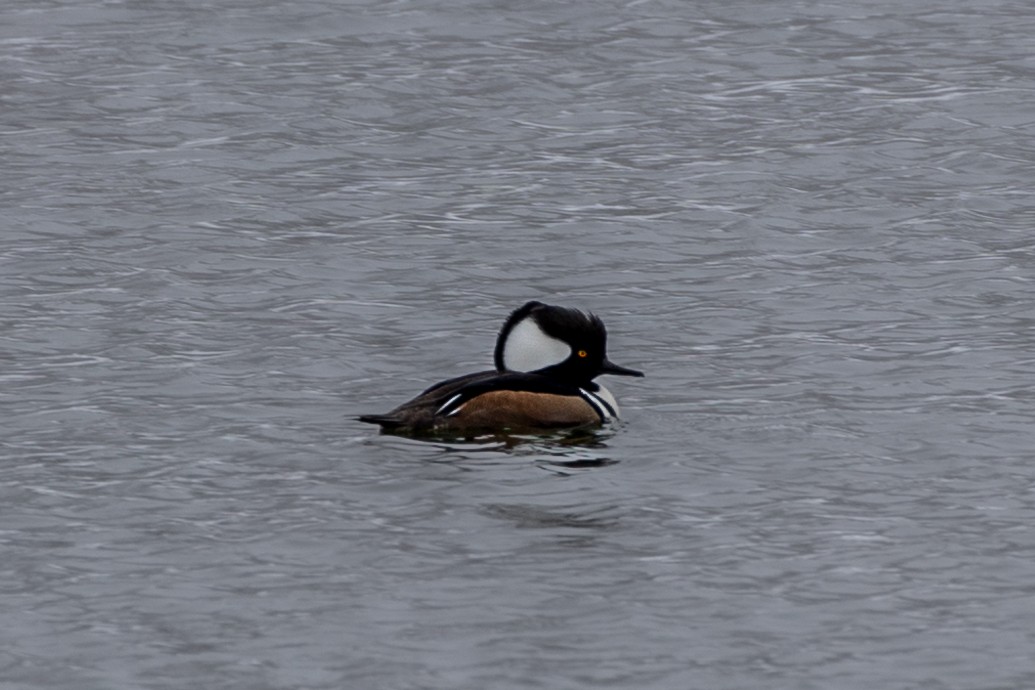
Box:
356;414;405;430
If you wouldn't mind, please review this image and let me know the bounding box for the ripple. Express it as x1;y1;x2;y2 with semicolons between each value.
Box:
3;0;1035;688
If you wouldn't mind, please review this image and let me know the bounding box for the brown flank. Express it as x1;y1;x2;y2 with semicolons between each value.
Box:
450;390;600;429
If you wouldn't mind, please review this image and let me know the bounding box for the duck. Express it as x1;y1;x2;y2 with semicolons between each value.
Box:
358;300;643;436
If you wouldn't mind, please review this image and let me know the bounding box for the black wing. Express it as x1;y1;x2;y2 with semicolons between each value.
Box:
357;370;499;430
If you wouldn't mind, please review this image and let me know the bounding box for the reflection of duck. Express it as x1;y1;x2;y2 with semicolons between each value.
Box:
358;301;643;436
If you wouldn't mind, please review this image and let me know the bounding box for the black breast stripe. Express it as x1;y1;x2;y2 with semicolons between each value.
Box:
577;388;614;422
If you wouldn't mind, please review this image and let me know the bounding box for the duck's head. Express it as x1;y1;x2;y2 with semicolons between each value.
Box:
493;301;644;384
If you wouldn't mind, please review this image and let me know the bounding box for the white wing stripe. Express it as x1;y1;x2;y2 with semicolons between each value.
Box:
435;393;464;416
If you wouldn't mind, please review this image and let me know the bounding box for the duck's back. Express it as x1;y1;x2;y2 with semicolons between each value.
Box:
357;370;499;431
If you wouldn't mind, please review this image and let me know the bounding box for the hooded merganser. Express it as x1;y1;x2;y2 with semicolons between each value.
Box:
358;300;644;436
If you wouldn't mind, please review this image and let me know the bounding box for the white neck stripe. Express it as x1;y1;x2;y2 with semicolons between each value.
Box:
579;388;616;422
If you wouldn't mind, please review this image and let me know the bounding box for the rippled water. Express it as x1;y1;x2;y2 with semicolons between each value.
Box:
4;0;1035;688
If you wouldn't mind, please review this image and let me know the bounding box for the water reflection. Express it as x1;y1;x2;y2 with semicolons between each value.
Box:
416;426;619;472
480;503;619;530
369;424;616;447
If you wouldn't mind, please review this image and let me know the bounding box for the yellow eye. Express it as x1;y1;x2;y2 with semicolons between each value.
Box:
577;349;588;358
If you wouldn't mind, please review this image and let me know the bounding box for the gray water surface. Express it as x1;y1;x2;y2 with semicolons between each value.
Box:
4;1;1035;688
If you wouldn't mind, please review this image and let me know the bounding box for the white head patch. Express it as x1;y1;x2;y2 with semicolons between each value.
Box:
501;316;571;372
